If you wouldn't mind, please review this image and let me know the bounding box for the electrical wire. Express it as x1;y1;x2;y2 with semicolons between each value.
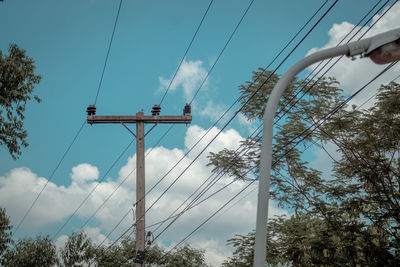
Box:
159;0;214;105
164;179;255;257
189;0;255;104
15;0;125;236
92;0;338;252
93;0;123;105
78;125;174;231
142;0;334;207
51;137;135;240
158;62;397;257
275;0;391;122
53;0;366;245
150;124;262;235
272;62;397;168
146;1;399;243
185;185;257;243
94;1;389;262
14;119;86;234
148;0;341;231
139;0;339;226
14;0;125;239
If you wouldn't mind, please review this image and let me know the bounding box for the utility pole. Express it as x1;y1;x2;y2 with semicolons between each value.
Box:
87;104;192;266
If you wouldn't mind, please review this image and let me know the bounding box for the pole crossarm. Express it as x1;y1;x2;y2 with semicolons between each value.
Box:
87;114;192;124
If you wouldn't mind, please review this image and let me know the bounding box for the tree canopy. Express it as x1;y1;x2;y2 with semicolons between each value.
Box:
0;206;209;266
0;43;41;159
209;68;400;266
0;207;12;260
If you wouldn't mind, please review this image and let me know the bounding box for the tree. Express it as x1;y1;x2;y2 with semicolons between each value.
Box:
0;43;41;159
1;235;58;267
223;213;397;266
94;237;136;266
0;207;12;260
93;236;209;266
158;245;209;267
208;68;400;264
59;231;96;266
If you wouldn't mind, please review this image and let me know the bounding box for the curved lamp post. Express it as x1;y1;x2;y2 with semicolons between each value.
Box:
254;28;400;267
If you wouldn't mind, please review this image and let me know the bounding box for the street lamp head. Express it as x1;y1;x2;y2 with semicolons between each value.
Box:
367;40;400;64
364;28;400;64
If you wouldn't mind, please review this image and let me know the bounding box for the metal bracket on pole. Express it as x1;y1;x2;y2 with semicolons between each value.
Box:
121;122;136;137
144;123;158;137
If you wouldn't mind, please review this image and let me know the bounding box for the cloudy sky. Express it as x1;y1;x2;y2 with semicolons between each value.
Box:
1;0;399;265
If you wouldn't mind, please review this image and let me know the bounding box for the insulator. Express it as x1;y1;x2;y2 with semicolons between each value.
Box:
183;103;191;115
151;105;161;116
87;105;96;116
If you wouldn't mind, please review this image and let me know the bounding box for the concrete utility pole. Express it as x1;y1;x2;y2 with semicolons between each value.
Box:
87;104;192;266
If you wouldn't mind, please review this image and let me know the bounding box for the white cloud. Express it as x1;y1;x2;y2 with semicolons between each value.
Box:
55;234;69;250
198;100;228;122
306;2;400;108
71;163;99;184
158;59;208;102
83;227;111;246
0;125;289;265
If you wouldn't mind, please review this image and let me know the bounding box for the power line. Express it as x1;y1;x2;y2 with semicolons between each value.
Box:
51;137;135;240
151;1;341;227
274;0;395;127
15;0;126;235
150;124;262;235
164;179;255;257
142;0;338;222
189;0;255;104
93;0;123;105
78;125;174;231
273;62;398;168
148;0;398;242
348;66;400;110
185;184;257;243
62;0;256;250
159;62;397;256
159;0;214;105
293;0;389;89
124;0;256;211
93;0;338;250
14;120;86;234
91;208;134;260
14;0;122;239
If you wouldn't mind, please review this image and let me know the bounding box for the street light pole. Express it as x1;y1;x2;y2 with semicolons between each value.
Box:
253;28;400;267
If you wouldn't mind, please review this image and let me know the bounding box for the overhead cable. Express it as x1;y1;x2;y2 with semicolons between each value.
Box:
159;0;214;105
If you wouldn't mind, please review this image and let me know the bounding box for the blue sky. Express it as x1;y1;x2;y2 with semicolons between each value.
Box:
1;0;399;265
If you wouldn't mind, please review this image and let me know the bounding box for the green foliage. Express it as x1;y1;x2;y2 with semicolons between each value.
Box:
93;237;135;266
223;213;398;266
209;68;400;265
0;208;208;266
93;237;209;266
159;245;209;267
222;231;255;267
1;235;58;267
209;68;343;211
59;231;96;266
0;207;12;259
0;43;41;159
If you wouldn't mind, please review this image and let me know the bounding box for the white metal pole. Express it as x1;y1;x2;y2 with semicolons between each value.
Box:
253;45;349;267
